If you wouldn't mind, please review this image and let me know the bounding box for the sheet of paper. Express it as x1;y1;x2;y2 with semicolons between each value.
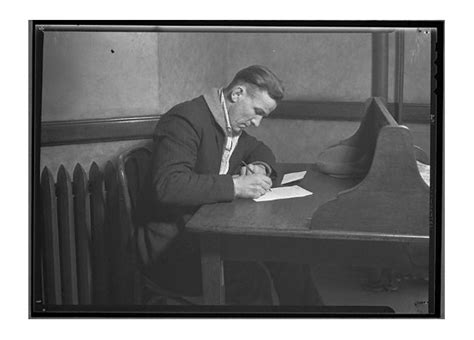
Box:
281;171;307;185
417;161;430;186
253;185;313;202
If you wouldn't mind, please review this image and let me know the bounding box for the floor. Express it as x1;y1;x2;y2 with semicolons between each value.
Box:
310;264;429;314
147;263;429;312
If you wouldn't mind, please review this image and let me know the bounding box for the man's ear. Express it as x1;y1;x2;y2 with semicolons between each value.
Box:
230;86;244;103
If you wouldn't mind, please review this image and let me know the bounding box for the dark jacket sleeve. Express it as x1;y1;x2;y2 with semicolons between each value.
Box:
152;114;235;207
242;132;278;181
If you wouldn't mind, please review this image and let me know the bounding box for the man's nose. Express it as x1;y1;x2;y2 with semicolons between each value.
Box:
251;116;263;127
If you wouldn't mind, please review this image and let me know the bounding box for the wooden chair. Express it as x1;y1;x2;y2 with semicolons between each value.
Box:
313;97;430;237
116;144;199;305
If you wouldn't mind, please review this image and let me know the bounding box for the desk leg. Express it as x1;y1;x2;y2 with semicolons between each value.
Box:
200;234;225;305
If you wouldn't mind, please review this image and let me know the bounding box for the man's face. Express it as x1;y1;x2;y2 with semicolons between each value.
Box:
227;86;277;134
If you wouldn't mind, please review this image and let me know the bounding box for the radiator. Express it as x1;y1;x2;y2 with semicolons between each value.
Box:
35;161;139;308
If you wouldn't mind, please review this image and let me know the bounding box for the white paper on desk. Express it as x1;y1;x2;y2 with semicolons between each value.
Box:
281;171;307;185
417;161;430;186
253;185;313;202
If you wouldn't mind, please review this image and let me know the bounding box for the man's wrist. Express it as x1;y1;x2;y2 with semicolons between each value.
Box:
232;175;240;198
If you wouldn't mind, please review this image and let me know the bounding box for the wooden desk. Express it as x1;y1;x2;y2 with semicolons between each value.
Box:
185;164;429;305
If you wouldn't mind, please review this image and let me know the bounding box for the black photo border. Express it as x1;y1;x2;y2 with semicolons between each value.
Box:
29;20;444;318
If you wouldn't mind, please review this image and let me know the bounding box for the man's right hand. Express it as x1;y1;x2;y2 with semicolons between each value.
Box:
232;174;272;199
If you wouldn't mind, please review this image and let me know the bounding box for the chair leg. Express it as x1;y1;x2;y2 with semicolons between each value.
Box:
257;261;280;306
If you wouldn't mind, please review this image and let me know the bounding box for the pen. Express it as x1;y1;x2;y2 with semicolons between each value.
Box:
241;161;272;192
240;160;255;174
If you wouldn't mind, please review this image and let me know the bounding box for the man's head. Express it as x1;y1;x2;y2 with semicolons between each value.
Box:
223;65;284;134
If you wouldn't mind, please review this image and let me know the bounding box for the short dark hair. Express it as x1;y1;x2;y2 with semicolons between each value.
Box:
225;65;285;101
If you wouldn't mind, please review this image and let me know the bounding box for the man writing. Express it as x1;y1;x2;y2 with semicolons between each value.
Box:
137;65;322;305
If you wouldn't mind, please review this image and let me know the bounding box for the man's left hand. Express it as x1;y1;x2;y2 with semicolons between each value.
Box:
240;163;267;176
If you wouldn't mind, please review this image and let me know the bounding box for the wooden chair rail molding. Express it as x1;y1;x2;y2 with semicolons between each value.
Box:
40;100;430;146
